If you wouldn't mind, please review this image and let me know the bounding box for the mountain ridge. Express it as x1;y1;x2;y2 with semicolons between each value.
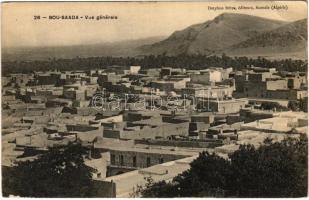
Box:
139;13;307;59
139;13;289;56
2;36;166;61
223;18;307;59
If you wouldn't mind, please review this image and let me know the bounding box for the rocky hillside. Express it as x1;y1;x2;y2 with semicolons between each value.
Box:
139;13;287;56
224;19;307;59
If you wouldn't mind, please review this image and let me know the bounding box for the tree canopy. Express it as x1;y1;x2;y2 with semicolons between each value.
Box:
2;143;97;197
137;136;308;197
2;54;307;75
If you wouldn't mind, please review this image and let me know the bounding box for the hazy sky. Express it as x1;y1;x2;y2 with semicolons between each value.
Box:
2;1;307;47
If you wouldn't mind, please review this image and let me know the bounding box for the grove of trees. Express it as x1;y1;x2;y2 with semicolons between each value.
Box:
2;54;307;75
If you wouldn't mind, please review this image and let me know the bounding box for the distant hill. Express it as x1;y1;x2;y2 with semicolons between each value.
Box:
2;36;165;61
224;19;307;59
139;13;287;56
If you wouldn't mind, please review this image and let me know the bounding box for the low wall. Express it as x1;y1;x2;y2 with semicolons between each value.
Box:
120;122;189;140
134;139;223;148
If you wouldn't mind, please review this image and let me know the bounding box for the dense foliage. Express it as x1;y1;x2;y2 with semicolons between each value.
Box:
2;143;97;197
260;102;289;111
136;136;308;197
2;54;307;75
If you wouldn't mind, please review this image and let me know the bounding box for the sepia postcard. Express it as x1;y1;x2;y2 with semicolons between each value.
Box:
1;1;308;198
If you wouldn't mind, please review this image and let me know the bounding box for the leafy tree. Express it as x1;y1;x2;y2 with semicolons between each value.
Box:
137;136;308;197
131;177;177;197
173;152;231;197
260;102;288;111
288;100;300;111
2;143;97;197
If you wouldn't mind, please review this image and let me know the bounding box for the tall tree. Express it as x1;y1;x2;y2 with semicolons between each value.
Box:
2;143;97;197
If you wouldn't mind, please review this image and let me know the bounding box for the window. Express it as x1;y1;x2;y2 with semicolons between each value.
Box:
159;158;164;164
146;157;151;167
111;154;115;165
133;156;137;167
120;155;124;166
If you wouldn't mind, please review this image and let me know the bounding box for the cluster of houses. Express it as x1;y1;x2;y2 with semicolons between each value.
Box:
2;64;308;197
